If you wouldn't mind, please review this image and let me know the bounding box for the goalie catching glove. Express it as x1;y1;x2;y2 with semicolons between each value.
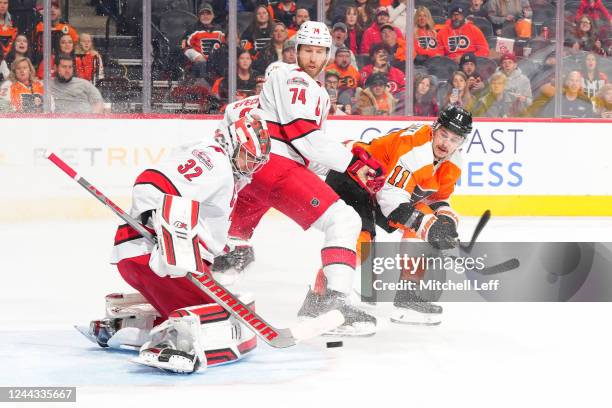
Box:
346;146;386;194
388;203;459;250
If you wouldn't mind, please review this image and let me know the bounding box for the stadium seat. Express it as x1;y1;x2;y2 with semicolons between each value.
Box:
517;59;539;80
475;56;498;82
532;4;556;25
470;16;494;39
424;56;458;82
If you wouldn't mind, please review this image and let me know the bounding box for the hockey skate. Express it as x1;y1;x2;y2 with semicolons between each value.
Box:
390;289;443;326
75;293;158;350
297;287;377;336
134;313;206;374
212;239;255;285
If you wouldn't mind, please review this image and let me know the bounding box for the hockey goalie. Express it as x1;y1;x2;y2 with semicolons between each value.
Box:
77;113;270;374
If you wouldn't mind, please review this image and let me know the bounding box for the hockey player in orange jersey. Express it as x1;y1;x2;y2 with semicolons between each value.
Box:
324;105;473;325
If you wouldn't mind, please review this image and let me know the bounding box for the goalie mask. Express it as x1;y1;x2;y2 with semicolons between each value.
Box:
227;113;271;177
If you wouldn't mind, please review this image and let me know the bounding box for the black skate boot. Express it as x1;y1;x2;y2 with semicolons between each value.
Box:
390;289;443;326
298;287;377;336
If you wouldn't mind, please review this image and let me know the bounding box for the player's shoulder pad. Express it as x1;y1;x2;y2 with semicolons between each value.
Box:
188;139;232;177
398;123;430;137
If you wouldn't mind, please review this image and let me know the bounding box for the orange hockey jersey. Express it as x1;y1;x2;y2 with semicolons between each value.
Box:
414;28;443;58
6;80;44;112
0;24;17;56
436;20;489;61
355;123;462;218
35;21;79;53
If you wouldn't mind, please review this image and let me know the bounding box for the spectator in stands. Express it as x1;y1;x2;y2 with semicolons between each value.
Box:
443;71;475;109
37;33;75;79
487;0;532;37
362;72;397;115
414;6;443;62
5;34;32;66
287;8;310;38
381;23;406;69
567;15;608;56
388;0;408;33
324;0;336;27
35;0;78;60
282;39;297;64
274;0;298;30
0;47;8;82
459;52;485;93
181;4;225;79
325;70;350;115
0;0;16;58
241;5;273;52
0;57;44;113
330;22;358;68
252;22;287;75
413;73;439;117
343;6;364;56
536;71;596;118
576;0;612;26
580;52;609;100
472;72;518;117
212;48;257;102
51;54;104;114
255;75;265;95
75;33;104;84
559;71;596;117
467;0;489;20
437;5;490;63
360;6;404;56
593;83;612;118
360;43;406;95
498;52;532;108
355;0;376;29
326;45;360;106
326;46;360;91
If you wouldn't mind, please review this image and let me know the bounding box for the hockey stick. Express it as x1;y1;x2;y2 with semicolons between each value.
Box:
459;209;491;254
46;151;344;348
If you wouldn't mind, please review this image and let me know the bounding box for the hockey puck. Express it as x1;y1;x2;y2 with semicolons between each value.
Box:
326;341;343;348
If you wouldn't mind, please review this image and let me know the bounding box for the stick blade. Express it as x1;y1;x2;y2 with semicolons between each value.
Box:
290;310;345;344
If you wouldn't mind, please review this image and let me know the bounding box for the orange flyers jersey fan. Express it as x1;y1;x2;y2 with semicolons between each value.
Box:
354;123;462;218
183;30;224;58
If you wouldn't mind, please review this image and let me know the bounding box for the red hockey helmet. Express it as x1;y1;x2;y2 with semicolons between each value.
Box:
228;113;271;176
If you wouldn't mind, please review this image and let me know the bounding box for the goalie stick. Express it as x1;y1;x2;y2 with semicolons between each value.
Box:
46;151;344;348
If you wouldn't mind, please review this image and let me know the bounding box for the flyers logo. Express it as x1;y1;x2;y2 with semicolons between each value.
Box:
340;76;357;88
447;35;470;52
417;36;438;49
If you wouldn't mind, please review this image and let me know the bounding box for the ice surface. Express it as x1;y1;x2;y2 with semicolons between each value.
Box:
2;215;612;407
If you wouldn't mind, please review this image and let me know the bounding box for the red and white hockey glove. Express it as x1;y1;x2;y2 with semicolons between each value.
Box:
346;146;386;194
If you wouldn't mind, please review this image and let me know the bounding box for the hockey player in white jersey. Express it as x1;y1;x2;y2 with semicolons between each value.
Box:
216;22;386;336
78;114;270;373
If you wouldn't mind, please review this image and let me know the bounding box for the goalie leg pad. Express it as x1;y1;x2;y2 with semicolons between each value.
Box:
134;293;258;373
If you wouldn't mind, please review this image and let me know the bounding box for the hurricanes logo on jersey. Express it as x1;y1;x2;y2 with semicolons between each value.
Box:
417;36;438;49
447;35;470;52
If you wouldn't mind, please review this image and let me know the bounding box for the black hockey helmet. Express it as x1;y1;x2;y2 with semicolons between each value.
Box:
435;105;473;137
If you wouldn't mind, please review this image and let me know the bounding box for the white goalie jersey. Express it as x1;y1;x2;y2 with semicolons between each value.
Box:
111;135;237;265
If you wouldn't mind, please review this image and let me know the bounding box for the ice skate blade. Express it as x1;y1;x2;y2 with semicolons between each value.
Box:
390;308;442;326
323;322;377;337
74;325;101;345
298;316;376;337
131;355;199;374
